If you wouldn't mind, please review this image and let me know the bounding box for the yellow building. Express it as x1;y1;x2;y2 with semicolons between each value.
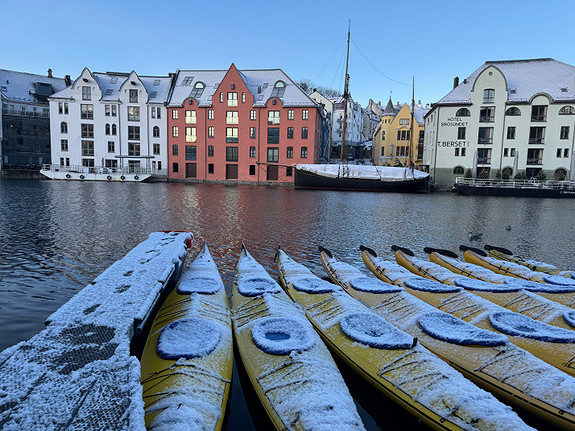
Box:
372;99;429;168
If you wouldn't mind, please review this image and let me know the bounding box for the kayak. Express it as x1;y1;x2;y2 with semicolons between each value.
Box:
338;246;575;429
277;247;533;431
140;242;233;430
231;245;365;431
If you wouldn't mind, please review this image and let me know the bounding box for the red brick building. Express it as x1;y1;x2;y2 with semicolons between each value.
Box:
167;64;321;183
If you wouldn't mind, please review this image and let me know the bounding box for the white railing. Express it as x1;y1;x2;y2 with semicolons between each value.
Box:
455;177;575;190
41;164;167;176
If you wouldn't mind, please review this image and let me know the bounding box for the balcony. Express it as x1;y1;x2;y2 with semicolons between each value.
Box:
477;157;491;164
528;138;544;144
2;108;49;118
531;115;546;122
527;157;543;165
479;116;495;123
478;138;493;145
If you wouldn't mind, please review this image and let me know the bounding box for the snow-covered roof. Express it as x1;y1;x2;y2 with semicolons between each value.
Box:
168;68;317;108
0;69;67;104
437;58;575;105
413;105;430;125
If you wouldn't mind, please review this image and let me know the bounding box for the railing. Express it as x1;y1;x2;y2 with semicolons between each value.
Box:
531;115;547;122
478;138;493;144
456;177;575;190
477;157;491;164
41;164;165;175
2;108;49;118
528;138;544;144
527;157;543;165
479;116;495;122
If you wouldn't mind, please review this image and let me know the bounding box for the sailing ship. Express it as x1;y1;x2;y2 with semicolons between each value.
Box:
294;25;430;192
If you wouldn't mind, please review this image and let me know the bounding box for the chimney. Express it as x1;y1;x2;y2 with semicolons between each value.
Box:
453;76;459;88
64;75;72;87
47;69;53;78
417;100;422;107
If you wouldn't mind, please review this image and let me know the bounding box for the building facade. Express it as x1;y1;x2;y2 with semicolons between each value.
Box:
49;68;172;175
166;64;321;183
1;69;67;170
372;100;428;167
424;59;575;189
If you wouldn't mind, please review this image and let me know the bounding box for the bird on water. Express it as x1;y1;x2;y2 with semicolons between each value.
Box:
469;232;482;241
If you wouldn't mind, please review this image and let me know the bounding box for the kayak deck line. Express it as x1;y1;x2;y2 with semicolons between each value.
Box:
0;232;191;431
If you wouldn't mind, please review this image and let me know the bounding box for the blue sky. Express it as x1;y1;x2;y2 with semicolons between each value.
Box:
2;0;574;108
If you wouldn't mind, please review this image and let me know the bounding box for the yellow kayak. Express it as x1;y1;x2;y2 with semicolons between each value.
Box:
140;242;233;430
353;246;575;429
485;244;575;278
231;245;365;431
278;247;534;431
463;246;575;287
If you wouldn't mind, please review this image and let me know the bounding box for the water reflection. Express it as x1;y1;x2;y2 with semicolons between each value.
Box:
0;179;571;430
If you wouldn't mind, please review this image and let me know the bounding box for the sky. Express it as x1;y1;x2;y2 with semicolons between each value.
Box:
2;0;575;109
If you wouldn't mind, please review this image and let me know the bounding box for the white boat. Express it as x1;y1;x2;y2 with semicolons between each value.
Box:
40;164;151;182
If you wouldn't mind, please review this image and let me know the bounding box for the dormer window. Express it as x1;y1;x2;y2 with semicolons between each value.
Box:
483;89;495;103
271;81;286;98
190;82;205;99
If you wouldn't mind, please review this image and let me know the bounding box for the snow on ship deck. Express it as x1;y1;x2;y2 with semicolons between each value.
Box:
0;231;191;431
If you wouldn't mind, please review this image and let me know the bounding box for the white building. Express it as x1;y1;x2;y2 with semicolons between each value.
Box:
424;58;575;189
49;68;172;176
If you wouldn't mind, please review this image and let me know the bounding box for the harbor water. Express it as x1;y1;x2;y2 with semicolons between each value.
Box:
1;178;573;430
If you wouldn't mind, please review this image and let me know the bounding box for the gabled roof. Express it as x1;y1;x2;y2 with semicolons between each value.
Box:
0;69;67;104
167;67;317;108
437;58;575;105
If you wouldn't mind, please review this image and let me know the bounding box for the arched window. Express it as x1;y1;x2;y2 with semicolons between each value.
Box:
559;106;575;115
112;124;117;135
381;130;386;140
105;123;110;135
483;88;495;103
453;166;465;175
505;107;521;116
271;81;286;98
190;81;205;99
153;126;160;138
60;122;68;133
455;108;470;117
555;168;567;180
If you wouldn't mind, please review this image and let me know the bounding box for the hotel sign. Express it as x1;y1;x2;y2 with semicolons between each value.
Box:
439;116;469;147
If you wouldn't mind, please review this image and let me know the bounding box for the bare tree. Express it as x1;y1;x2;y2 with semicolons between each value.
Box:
296;79;341;98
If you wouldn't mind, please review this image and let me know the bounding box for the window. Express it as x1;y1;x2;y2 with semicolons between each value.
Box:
505;107;521;116
185;145;197;161
172;145;179;156
268;111;280;125
185;110;197;124
529;127;545;144
105;123;111;135
381;130;386;140
507;126;516;140
504;148;509;157
81;124;94;138
399;119;409;125
61;139;68;151
557;148;563;157
105;105;110;116
82;86;91;101
286;167;293;177
531;105;547;122
527;148;543;165
249;146;256;158
455;148;460;156
58;102;65;114
208;145;214;157
565;148;570;158
208;110;214;120
81;104;93;119
172;109;179;120
249;165;256;175
477;148;491;164
220;93;223;103
301;147;308;158
108;141;115;153
561;126;570;139
284;127;293;139
153;126;160;138
60;122;68;134
483;89;495;103
287;146;293;158
301;127;308;139
302;109;309;120
479;107;495;122
190;82;205;99
271;81;286;98
227;92;238;106
208;126;214;138
455;108;470;117
111;105;117;117
510;148;515;157
267;147;279;163
128;126;140;140
151;107;157;119
226;147;238;161
208;163;214;174
461;148;467;157
267;128;279;144
226;111;239;124
128;142;140;156
172;126;179;138
242;92;246;103
81;140;94;156
173;162;179;173
457;127;466;140
185;163;197;178
288;109;294;120
478;127;493;144
185;127;197;142
559;106;575;115
153;143;160;155
82;158;94;169
128;106;140;121
453;166;465;175
226;127;239;143
112;124;117;135
129;89;138;103
250;127;256;138
250;110;256;120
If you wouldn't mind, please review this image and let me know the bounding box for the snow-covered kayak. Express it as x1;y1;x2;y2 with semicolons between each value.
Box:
324;247;575;430
140;242;233;430
231;245;365;431
277;248;532;431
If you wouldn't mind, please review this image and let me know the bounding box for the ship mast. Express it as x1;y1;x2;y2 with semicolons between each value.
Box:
408;77;415;170
339;22;351;164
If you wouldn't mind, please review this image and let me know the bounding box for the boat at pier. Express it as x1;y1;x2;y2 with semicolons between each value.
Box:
454;177;575;198
39;163;152;182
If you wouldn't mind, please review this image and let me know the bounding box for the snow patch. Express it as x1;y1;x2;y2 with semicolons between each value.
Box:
292;277;337;294
489;311;575;343
238;276;282;296
349;276;402;293
177;276;222;295
339;312;415;349
456;277;523;292
157;318;221;359
404;277;461;293
251;317;315;355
